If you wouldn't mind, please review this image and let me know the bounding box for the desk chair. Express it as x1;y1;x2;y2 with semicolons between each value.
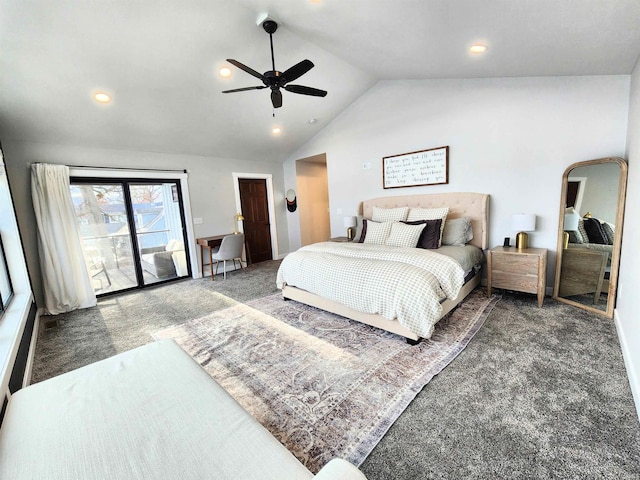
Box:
210;234;245;280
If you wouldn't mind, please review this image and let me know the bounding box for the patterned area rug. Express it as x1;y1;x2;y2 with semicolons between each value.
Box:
153;288;500;473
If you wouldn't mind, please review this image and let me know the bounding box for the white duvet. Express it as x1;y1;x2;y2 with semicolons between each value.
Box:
276;242;466;338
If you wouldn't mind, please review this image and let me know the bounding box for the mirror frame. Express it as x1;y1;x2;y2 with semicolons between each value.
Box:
552;157;628;318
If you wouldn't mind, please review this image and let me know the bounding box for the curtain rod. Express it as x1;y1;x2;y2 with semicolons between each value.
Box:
35;163;187;174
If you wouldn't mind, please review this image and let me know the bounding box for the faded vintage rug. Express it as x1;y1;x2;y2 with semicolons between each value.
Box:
153;288;500;473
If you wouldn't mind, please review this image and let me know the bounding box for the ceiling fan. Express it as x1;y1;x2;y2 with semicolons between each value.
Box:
222;20;327;109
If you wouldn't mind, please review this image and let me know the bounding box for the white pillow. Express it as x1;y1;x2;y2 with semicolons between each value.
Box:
166;239;184;252
363;220;393;245
165;239;178;251
385;222;426;248
406;207;449;246
371;206;409;223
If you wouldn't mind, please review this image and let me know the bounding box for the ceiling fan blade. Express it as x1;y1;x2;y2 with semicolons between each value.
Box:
222;86;267;93
282;59;314;83
271;89;283;108
284;84;327;97
227;59;266;81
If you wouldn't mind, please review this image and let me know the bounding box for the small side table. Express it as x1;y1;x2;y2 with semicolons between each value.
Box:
487;246;548;307
329;237;351;242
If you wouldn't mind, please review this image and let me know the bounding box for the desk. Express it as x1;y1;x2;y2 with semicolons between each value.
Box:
197;235;228;279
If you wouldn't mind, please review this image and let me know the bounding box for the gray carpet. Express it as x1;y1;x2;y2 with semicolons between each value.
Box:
32;260;640;479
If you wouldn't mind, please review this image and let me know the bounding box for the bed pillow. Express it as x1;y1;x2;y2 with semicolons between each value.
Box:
568;230;584;244
577;218;589;244
582;217;608;245
362;220;393;245
385;222;426;248
442;217;473;246
406;207;449;246
371;206;409;223
353;215;365;243
403;219;442;249
602;222;615;245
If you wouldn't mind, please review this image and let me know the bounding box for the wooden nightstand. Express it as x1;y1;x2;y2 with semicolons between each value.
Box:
487;246;548;307
329;237;351;242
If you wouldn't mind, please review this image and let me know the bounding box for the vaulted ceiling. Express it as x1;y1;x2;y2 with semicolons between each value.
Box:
1;0;639;162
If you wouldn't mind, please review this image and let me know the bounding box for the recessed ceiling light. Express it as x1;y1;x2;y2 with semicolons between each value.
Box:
93;92;111;103
470;44;488;54
308;118;318;124
219;67;232;78
272;127;281;134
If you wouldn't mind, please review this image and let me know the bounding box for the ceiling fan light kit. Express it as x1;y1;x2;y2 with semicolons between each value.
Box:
222;20;327;109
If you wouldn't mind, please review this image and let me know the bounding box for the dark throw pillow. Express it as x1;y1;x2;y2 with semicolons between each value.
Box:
403;219;442;249
582;217;608;245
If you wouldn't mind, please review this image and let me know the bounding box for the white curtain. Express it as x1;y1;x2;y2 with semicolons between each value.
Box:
161;183;183;242
31;163;96;314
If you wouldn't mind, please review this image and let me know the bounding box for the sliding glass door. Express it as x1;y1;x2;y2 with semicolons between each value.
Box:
71;178;190;296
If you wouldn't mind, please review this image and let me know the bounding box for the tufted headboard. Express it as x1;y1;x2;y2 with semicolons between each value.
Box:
361;192;490;250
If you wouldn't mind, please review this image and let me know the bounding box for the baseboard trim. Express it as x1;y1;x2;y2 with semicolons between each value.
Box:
614;308;640;423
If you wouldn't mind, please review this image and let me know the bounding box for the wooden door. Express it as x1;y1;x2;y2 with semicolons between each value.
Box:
238;178;273;264
567;181;579;208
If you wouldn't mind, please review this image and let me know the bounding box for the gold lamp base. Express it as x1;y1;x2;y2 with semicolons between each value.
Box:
563;231;569;249
347;227;354;240
515;231;529;249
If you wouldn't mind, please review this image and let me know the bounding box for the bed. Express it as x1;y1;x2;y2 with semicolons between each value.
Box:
560;214;615;304
278;192;489;343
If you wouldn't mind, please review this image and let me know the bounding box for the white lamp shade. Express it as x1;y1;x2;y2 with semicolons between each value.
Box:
512;213;536;232
564;212;580;231
343;216;357;228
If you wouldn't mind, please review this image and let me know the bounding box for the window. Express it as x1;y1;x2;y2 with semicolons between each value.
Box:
70;178;190;295
0;233;13;317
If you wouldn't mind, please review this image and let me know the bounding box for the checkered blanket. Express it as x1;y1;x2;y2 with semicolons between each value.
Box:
276;242;465;338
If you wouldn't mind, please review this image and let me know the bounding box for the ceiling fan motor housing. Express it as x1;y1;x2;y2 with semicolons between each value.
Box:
262;20;278;34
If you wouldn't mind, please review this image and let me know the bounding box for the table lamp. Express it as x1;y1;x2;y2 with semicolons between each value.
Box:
233;213;244;234
563;212;580;249
343;216;357;240
512;213;536;249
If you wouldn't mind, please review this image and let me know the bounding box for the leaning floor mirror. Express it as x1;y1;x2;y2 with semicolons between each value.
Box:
553;157;628;318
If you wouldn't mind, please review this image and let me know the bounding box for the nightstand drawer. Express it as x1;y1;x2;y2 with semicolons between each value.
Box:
491;271;538;294
491;253;538;275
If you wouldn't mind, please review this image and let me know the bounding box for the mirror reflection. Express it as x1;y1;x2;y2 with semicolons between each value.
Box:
553;158;627;318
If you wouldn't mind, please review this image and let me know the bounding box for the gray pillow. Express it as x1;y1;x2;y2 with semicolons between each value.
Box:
353;215;364;243
568;230;584;244
442;217;473;246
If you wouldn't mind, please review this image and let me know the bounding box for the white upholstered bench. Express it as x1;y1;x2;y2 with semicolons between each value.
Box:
0;339;367;479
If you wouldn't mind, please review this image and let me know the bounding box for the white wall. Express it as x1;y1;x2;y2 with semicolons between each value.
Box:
3;140;290;307
284;76;629;289
619;59;640;419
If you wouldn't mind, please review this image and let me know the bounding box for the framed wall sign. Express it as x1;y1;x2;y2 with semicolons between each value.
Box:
382;145;449;189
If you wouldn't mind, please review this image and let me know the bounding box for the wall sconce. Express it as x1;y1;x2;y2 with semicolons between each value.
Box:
343;216;357;240
512;213;536;249
285;189;297;212
233;213;245;234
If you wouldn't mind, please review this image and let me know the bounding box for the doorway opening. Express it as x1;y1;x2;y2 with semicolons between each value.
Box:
70;178;191;296
296;154;330;246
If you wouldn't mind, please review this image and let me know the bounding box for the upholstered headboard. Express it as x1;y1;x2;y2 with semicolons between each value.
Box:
361;192;490;250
